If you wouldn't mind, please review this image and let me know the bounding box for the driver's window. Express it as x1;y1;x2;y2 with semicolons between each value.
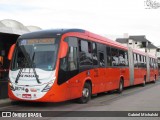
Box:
68;46;78;71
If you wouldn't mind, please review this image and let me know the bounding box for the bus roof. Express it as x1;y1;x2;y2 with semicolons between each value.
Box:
85;30;128;50
18;29;156;58
18;28;128;50
19;29;85;39
132;49;147;56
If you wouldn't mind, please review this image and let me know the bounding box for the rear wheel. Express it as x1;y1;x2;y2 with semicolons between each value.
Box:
142;76;146;87
117;79;123;94
77;82;91;104
153;75;156;83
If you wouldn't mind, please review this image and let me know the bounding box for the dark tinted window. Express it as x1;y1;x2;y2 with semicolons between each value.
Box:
99;52;105;67
149;58;153;68
92;43;98;65
111;48;119;66
68;47;78;71
125;51;128;66
119;50;125;66
134;53;138;67
144;56;146;68
155;59;158;69
140;55;144;68
137;54;140;67
79;40;93;66
59;37;78;72
106;47;111;66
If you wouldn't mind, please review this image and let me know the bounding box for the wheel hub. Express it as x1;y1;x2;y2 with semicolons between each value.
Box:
82;88;89;98
120;83;123;91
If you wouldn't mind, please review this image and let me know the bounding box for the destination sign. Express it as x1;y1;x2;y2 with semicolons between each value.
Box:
20;38;55;45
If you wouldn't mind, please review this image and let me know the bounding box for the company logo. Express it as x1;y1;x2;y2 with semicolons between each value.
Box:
144;0;160;9
20;74;39;78
2;112;11;117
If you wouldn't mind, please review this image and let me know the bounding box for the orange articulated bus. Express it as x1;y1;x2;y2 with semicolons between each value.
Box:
8;29;158;103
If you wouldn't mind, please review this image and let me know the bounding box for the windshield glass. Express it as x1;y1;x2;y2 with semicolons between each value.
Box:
11;38;58;71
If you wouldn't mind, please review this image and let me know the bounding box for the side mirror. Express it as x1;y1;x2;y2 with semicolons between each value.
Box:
8;44;15;60
60;41;68;58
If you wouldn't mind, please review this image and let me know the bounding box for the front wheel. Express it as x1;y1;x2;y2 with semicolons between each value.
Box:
77;83;91;104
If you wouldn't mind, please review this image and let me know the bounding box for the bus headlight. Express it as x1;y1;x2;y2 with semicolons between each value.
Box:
9;81;15;91
41;82;53;92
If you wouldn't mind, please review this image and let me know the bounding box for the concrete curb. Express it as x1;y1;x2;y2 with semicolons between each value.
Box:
0;98;11;107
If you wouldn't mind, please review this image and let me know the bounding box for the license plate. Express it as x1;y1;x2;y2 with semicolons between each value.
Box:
22;94;31;98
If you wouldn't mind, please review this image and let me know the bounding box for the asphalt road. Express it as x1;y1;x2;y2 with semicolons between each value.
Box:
0;80;160;120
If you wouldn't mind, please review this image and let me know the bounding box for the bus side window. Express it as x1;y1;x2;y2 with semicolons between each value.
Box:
79;40;93;66
156;59;158;69
125;51;128;66
60;37;78;71
141;55;144;68
111;48;119;66
99;52;105;67
106;46;111;67
153;59;155;69
154;59;156;69
92;43;98;65
137;54;140;67
119;50;125;66
144;56;146;68
68;47;78;71
134;53;138;68
149;58;152;68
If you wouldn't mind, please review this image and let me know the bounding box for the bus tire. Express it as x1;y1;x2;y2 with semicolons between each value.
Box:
153;75;156;83
142;76;146;87
77;82;91;104
117;79;123;94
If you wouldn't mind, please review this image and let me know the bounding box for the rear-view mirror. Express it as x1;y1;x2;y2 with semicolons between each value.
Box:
8;44;15;60
60;41;68;58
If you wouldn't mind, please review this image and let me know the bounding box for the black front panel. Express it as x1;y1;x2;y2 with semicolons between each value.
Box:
58;37;79;85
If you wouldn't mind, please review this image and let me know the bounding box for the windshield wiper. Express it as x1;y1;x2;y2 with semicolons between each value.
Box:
15;59;27;83
15;48;41;84
30;52;41;84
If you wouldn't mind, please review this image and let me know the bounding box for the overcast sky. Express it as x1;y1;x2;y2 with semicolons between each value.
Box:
0;0;160;46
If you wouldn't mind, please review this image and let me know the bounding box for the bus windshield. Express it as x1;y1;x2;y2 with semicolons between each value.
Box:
11;38;58;71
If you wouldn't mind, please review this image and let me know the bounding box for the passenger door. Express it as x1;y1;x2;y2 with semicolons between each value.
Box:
58;37;80;100
66;37;81;99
